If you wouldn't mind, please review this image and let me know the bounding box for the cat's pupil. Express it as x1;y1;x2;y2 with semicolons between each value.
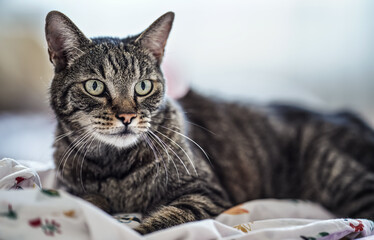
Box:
141;81;146;90
92;81;97;90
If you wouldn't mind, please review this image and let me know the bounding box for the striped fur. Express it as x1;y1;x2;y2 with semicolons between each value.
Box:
180;93;374;220
46;11;374;234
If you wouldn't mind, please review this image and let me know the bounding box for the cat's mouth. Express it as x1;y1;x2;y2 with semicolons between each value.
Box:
94;127;140;148
110;128;134;136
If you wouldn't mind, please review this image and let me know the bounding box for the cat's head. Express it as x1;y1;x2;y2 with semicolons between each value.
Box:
46;11;174;148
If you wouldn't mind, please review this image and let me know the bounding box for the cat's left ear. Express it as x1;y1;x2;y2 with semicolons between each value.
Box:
135;12;174;64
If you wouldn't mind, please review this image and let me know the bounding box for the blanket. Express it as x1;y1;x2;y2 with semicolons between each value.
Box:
1;158;374;240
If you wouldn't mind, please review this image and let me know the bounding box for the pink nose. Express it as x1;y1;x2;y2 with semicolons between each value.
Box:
116;113;137;125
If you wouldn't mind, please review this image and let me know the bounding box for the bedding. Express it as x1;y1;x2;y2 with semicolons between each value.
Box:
1;158;374;240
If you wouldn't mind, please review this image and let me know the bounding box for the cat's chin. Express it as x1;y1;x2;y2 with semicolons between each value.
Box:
93;132;139;149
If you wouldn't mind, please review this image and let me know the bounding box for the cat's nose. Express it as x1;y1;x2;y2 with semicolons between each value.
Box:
116;113;137;125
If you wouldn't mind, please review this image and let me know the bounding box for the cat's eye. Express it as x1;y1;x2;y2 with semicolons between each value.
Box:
85;80;105;96
135;80;153;96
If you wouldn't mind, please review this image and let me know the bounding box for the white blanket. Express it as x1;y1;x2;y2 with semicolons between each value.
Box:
1;158;374;240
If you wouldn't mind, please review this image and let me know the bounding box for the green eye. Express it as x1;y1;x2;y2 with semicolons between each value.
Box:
135;80;153;96
85;80;105;96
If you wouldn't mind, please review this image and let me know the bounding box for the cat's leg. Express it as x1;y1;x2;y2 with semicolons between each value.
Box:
301;137;374;219
81;194;112;213
134;194;229;234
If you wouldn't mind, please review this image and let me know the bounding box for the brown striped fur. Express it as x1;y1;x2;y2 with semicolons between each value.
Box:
46;11;374;234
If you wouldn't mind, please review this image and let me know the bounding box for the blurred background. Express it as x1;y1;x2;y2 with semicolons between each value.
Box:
0;0;373;162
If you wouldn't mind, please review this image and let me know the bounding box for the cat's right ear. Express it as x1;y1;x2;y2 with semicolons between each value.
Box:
45;11;91;72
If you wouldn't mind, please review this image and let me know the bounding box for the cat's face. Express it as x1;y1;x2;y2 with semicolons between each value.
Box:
51;43;165;148
46;11;174;148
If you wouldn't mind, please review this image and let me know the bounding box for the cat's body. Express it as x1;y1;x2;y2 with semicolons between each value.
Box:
46;11;374;234
180;90;374;215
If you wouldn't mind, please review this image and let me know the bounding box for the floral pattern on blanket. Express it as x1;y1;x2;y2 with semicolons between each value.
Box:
232;219;374;240
215;198;374;239
0;158;41;190
1;189;374;240
1;158;374;240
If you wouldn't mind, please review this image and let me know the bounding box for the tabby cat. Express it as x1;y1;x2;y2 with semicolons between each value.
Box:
46;11;374;234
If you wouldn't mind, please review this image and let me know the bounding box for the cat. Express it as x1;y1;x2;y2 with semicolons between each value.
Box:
46;11;374;234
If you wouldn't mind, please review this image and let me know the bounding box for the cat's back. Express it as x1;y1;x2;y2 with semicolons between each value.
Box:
178;90;373;204
178;90;288;204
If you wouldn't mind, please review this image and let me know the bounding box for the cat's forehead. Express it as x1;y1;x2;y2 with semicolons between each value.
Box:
78;42;162;84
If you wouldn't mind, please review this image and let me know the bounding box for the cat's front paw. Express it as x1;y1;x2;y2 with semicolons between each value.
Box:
82;194;112;213
134;223;159;235
134;225;148;235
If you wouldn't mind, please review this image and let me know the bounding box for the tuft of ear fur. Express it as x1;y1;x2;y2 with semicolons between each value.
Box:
45;11;91;72
135;12;175;65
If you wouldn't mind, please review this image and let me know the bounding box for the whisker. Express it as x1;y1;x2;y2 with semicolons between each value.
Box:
146;133;168;185
148;130;183;179
142;135;161;180
55;129;89;183
61;131;92;181
184;120;218;136
58;130;89;167
80;135;96;192
161;117;218;136
54;131;74;143
160;125;212;167
72;130;95;178
58;130;93;183
154;129;198;176
148;131;178;182
72;131;93;166
72;137;92;188
147;131;171;164
61;130;92;167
